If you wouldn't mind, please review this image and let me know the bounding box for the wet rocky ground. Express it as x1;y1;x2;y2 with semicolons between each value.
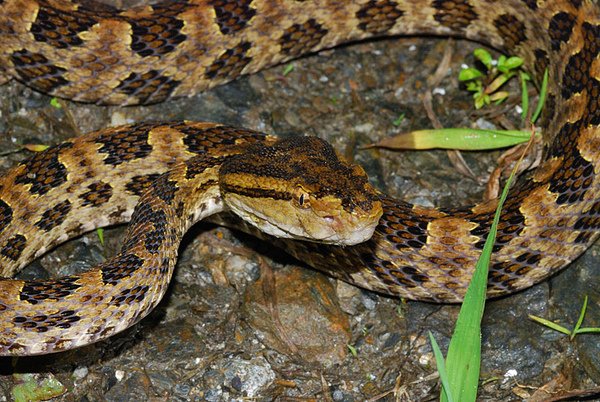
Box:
1;11;600;402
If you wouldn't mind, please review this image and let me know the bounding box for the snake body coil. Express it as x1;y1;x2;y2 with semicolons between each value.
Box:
0;0;598;355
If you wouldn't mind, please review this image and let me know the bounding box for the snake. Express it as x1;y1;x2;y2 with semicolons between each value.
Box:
0;0;597;356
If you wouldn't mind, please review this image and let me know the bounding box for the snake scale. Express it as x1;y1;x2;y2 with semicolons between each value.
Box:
0;0;598;356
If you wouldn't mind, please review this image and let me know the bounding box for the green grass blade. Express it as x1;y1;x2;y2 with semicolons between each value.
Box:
429;332;455;402
575;328;600;334
572;295;589;339
520;72;530;121
528;315;572;336
97;228;104;246
531;68;548;124
442;139;525;402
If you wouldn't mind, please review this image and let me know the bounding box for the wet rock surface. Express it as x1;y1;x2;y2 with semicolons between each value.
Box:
1;5;599;401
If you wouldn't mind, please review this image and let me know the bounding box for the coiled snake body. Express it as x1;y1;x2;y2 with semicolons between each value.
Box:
0;0;598;355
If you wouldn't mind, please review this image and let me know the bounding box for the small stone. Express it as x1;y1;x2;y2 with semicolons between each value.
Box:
72;366;88;381
243;266;351;366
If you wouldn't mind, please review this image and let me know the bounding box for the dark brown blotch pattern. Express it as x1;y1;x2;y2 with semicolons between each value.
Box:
0;199;12;235
109;285;149;307
280;19;328;57
14;142;73;195
35;200;72;232
79;181;113;207
101;253;144;285
150;174;179;205
115;70;181;105
0;234;27;261
548;12;576;51
180;124;265;155
432;0;477;30
540;93;556;128
96;123;154;165
355;0;404;34
561;22;599;100
587;79;600;126
548;122;594;205
144;209;167;254
124;203;168;254
10;49;68;94
184;156;222;179
125;173;162;197
361;249;429;289
494;13;527;50
378;198;429;250
533;48;549;81
574;200;600;244
489;261;515;285
12;309;81;332
30;4;98;49
19;277;81;305
204;41;252;81
130;2;188;57
461;191;527;251
211;0;256;35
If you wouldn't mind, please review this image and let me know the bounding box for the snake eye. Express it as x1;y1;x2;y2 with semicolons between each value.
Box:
295;187;311;209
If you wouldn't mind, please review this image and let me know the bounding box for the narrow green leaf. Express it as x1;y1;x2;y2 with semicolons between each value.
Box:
531;68;548;124
97;228;104;246
442;138;527;402
571;295;589;340
429;332;455;402
489;91;509;103
23;144;50;152
370;128;532;151
520;71;530;121
575;328;600;334
486;74;509;94
347;344;357;357
528;315;572;335
282;63;295;76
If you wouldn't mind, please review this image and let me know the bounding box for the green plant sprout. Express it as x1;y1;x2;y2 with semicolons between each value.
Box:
392;113;406;127
96;228;105;246
459;48;524;109
529;296;600;340
282;63;295;76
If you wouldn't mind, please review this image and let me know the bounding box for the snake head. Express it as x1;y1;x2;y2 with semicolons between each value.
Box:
219;136;383;245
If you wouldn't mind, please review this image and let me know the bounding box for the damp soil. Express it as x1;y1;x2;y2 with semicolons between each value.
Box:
0;6;599;402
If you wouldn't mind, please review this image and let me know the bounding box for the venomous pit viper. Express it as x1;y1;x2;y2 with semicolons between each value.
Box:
0;0;598;355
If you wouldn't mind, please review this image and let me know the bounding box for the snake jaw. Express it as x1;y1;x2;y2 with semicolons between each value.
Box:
308;196;383;245
223;192;382;246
